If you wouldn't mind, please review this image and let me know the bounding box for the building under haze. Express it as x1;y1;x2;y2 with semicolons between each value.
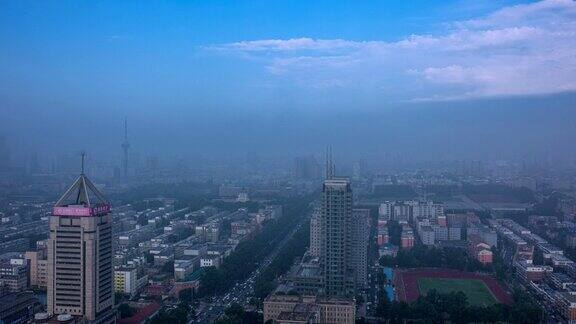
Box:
321;176;355;297
315;150;369;297
351;209;370;288
294;156;321;180
47;162;115;323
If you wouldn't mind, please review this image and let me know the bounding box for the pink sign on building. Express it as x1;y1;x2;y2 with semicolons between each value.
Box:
53;207;92;216
53;203;110;217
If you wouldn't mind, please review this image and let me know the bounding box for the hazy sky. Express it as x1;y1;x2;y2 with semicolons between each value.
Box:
1;0;575;164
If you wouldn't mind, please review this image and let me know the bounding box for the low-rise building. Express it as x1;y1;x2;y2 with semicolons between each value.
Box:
0;260;28;292
379;244;399;258
115;267;139;297
264;294;355;324
174;259;199;281
377;226;389;246
200;255;221;268
557;292;576;322
25;250;47;289
434;226;448;241
468;236;494;265
547;272;576;291
448;227;462;241
0;292;40;324
420;226;435;246
514;260;553;282
289;257;324;295
401;226;414;249
477;248;493;265
468;225;498;247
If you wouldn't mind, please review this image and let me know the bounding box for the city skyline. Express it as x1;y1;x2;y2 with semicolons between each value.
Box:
1;1;576;323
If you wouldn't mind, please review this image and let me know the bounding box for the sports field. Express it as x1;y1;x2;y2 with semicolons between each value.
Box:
417;278;497;306
394;268;512;305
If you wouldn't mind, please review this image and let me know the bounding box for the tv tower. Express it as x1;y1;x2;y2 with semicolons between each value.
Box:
121;117;130;178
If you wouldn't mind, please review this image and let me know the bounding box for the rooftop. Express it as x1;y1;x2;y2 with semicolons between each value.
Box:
52;156;110;217
118;302;161;324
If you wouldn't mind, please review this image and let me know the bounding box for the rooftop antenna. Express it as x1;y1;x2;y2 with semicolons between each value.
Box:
54;151;109;208
326;145;335;179
81;151;86;175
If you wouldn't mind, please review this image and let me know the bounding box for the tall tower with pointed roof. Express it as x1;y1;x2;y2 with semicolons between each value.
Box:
47;153;115;322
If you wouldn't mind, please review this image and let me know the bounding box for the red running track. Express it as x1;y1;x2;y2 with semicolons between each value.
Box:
393;268;512;305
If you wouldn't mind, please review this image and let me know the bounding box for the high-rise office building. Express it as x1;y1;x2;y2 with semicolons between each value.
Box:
47;157;115;322
321;176;355;297
318;149;368;297
351;209;370;288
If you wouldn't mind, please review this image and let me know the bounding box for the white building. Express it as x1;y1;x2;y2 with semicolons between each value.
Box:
200;255;221;268
114;268;137;296
420;226;435;246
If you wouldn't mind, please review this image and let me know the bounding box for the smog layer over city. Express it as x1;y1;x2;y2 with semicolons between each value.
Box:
1;1;576;323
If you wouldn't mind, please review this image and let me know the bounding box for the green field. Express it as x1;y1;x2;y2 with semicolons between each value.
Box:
417;278;497;306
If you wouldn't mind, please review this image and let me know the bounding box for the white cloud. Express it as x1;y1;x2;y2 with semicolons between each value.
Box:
214;38;363;52
208;0;576;101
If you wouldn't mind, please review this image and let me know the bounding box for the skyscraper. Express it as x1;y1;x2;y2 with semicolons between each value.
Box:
318;148;369;297
47;154;115;322
321;177;355;297
319;147;356;297
351;209;370;288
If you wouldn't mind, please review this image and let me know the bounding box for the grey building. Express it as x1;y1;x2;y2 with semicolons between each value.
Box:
420;226;435;246
0;292;40;324
351;209;370;289
434;226;448;241
0;260;28;292
321;177;355;297
449;227;462;240
481;227;498;247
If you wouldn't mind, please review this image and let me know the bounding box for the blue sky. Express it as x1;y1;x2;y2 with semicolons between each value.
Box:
2;0;558;109
1;0;575;161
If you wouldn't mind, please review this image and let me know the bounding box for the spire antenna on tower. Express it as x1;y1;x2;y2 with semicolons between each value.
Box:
325;145;335;179
330;145;335;177
81;151;86;175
